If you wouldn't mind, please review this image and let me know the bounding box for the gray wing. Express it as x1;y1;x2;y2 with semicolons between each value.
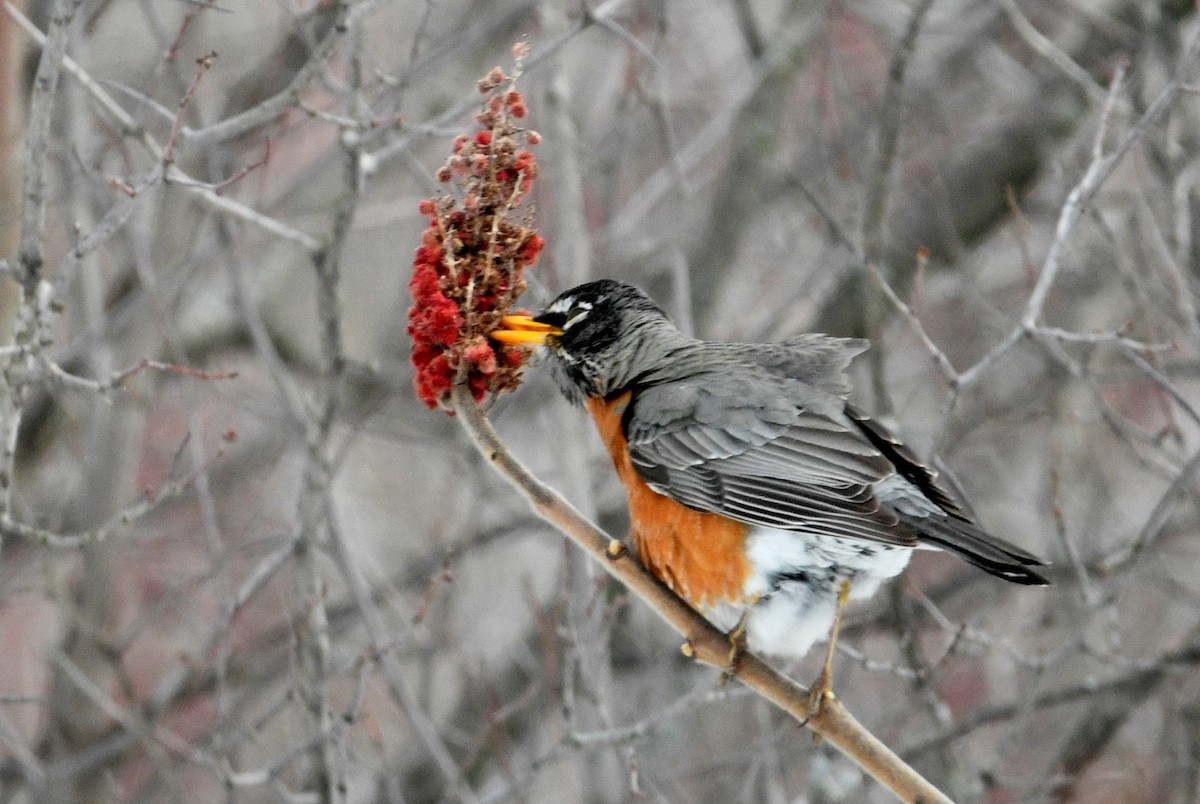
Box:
625;372;919;547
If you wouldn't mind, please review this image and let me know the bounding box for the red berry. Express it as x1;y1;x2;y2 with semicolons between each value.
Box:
464;339;498;375
519;233;545;265
414;353;454;408
468;373;488;402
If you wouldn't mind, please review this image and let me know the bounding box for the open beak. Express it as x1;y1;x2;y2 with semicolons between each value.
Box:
490;315;563;346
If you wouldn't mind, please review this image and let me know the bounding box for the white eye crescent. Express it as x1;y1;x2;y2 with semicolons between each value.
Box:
547;297;593;330
565;301;592;329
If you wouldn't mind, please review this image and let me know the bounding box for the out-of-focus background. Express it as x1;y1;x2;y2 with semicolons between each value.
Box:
1;0;1199;801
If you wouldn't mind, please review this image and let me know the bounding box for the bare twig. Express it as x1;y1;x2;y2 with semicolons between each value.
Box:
0;447;224;548
861;0;936;268
999;0;1109;105
5;1;322;253
1098;447;1200;573
15;0;82;288
363;0;638;175
178;9;356;149
288;6;357;799
1;0;83;576
951;36;1200;403
163;50;217;166
40;357;238;397
1021;59;1130;330
870;250;959;386
901;640;1200;760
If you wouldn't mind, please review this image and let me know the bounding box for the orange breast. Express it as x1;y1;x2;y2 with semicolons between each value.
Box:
587;392;752;609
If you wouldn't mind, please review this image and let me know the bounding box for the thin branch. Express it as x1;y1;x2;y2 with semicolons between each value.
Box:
870;249;959;386
50;652;217;782
15;0;83;288
0;447;224;548
794;173;960;393
861;0;936;268
1116;343;1200;427
178;183;321;251
363;0;637;175
5;1;322;253
163;50;217;166
999;0;1109;106
4;1;153;153
289;5;358;797
1098;446;1200;573
40;357;238;397
178;8;355;149
1021;58;1129;329
1;0;82;577
1032;324;1175;352
900;640;1200;760
950;33;1200;398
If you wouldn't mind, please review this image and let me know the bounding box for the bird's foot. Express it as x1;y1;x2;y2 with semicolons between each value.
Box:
804;579;852;721
805;665;836;721
719;610;751;688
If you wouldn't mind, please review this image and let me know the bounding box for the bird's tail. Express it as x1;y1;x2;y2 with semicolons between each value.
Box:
903;513;1049;585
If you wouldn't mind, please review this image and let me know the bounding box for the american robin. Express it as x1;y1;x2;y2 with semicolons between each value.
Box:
492;280;1047;685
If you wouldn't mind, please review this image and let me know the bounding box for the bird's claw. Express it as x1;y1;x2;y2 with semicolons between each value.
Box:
804;579;851;722
719;612;750;688
805;667;836;719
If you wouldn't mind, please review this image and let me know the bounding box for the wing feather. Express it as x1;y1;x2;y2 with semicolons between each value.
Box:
624;371;916;548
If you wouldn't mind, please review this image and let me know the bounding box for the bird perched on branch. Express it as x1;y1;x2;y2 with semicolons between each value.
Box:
492;280;1047;698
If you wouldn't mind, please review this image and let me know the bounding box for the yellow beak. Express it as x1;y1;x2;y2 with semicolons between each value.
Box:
490;314;563;345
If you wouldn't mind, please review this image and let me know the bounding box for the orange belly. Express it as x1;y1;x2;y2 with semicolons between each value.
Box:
587;393;752;609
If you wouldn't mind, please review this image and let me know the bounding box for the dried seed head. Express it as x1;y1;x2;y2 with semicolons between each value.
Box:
408;47;547;412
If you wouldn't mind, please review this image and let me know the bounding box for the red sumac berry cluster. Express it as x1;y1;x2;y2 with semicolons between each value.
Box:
409;43;545;411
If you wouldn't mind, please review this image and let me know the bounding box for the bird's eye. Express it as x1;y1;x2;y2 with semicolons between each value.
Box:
537;297;594;331
563;301;593;329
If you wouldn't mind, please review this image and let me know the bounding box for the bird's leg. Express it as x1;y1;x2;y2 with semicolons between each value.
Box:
719;608;752;688
806;579;852;718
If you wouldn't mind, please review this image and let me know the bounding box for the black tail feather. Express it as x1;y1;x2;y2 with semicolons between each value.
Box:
903;514;1049;586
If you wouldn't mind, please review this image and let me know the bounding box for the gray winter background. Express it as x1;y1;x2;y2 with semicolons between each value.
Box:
1;0;1199;801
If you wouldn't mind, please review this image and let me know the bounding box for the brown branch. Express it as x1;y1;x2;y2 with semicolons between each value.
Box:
452;383;952;803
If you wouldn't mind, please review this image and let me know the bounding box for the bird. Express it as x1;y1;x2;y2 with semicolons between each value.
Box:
491;279;1047;697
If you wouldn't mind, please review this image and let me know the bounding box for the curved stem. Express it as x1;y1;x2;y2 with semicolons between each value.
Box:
452;384;951;804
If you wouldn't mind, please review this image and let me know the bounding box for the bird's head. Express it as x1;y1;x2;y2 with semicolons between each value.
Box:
491;279;679;403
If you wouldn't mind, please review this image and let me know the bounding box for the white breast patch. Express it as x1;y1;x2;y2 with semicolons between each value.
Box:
704;526;913;659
